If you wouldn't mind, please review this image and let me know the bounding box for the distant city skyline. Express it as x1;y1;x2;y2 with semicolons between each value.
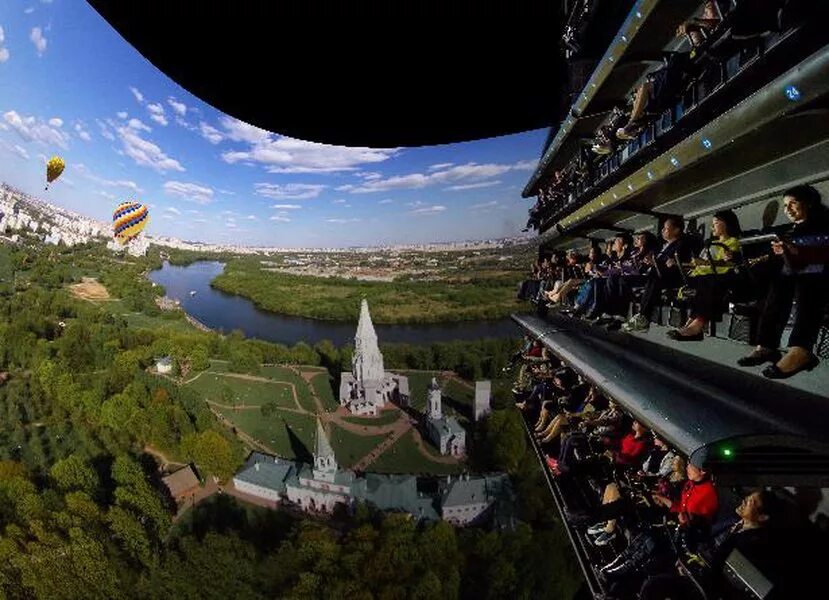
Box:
0;3;545;248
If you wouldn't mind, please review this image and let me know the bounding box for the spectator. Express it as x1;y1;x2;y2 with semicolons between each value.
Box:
639;490;778;600
623;216;695;332
652;462;718;529
738;185;829;378
667;210;742;341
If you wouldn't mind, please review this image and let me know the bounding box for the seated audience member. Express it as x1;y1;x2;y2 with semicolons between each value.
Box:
623;216;695;332
545;249;585;304
546;400;624;476
615;4;720;141
535;384;600;444
737;185;829;378
581;233;635;319
652;462;718;531
667;210;742;340
639;490;778;600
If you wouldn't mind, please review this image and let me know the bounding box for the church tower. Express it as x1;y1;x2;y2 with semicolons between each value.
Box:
427;377;443;420
352;299;385;384
313;419;337;483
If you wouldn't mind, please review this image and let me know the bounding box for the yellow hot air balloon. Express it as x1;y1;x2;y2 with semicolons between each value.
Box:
45;156;65;190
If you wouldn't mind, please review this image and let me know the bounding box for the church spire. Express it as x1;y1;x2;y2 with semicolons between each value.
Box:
313;419;337;483
352;299;385;383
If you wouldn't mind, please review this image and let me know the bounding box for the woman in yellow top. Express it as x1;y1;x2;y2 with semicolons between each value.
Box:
668;210;742;341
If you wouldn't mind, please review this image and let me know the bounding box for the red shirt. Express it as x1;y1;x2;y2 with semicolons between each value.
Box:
671;478;719;522
617;433;649;466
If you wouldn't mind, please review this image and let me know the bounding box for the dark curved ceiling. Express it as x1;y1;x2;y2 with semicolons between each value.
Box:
87;0;566;148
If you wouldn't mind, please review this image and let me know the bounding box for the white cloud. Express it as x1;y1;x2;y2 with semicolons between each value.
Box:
348;161;532;193
218;116;398;174
428;162;454;171
115;124;184;172
271;204;302;210
116;111;128;119
217;188;236;196
325;217;362;224
0;26;4;44
163;181;213;204
129;86;144;103
332;199;347;204
48;117;63;128
30;27;46;56
167;97;187;116
410;205;447;216
11;144;30;160
76;163;143;193
4;110;69;149
270;215;291;222
446;180;501;191
96;119;115;141
469;200;499;210
74;122;92;142
127;117;151;132
199;121;223;144
379;199;393;204
246;215;258;220
165;206;182;215
147;103;168;126
96;190;117;200
254;183;325;200
24;8;35;14
0;48;8;64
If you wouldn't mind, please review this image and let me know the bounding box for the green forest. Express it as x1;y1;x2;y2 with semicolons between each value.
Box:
210;257;525;324
0;240;581;599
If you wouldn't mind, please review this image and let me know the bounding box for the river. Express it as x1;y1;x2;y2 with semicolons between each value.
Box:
148;261;520;346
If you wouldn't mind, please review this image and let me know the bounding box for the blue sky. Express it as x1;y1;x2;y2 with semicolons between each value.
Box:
0;1;545;247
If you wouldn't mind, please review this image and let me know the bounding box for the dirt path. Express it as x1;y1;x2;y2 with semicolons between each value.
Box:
144;445;186;470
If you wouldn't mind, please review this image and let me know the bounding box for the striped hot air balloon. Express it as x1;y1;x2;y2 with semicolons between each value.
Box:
112;201;149;244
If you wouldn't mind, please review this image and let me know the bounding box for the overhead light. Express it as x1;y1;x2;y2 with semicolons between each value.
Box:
647;171;654;180
670;157;680;167
636;11;642;18
784;84;801;101
701;138;713;150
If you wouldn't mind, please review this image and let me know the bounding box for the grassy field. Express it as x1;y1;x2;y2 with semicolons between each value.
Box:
215;408;317;460
260;366;317;412
328;424;389;469
186;373;298;410
367;431;463;476
310;373;339;411
343;408;401;428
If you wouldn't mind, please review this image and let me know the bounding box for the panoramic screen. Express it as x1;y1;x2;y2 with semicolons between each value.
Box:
1;1;827;599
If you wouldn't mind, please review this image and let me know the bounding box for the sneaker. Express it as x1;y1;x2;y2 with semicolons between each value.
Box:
616;125;640;141
594;530;617;546
591;142;612;155
622;314;650;332
587;522;608;536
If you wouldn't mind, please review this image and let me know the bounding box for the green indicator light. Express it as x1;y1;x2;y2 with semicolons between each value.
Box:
722;448;733;458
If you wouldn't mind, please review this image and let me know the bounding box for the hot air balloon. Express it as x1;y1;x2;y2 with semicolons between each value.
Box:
112;201;150;244
45;156;65;190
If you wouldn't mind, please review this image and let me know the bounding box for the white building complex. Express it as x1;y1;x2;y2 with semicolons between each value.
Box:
339;299;409;416
233;419;513;526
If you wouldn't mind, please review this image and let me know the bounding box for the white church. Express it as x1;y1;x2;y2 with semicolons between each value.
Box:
339;299;409;416
425;377;467;458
